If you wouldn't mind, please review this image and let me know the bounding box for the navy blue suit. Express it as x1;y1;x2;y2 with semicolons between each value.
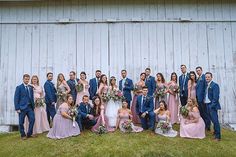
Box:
179;73;189;106
145;76;156;96
205;81;221;139
119;78;134;108
136;95;155;130
14;84;35;137
67;78;79;102
196;74;210;129
78;102;96;129
44;80;57;122
89;77;99;100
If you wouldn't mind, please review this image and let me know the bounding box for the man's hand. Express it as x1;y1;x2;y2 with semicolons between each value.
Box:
16;110;21;113
141;112;146;118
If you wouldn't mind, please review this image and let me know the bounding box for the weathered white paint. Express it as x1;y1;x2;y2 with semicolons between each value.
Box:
0;0;236;125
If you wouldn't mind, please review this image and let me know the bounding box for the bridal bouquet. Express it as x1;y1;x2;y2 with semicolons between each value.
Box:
109;89;126;102
169;84;180;94
180;106;189;118
76;82;84;93
56;89;67;101
35;98;46;107
121;120;133;133
68;106;78;127
154;86;166;98
97;125;107;135
157;121;171;133
101;92;110;103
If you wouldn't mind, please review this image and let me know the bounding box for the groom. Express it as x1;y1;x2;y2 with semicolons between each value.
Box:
14;74;35;140
136;86;155;130
119;69;134;108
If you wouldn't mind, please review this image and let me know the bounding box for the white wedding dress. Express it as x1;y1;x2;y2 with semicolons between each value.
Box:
105;87;122;127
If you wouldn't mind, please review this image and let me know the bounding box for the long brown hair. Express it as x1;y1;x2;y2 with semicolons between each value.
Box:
93;96;102;116
109;76;117;90
99;74;108;85
57;73;65;88
156;73;165;83
170;72;178;83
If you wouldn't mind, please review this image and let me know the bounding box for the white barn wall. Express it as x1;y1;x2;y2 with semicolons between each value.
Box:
0;0;235;125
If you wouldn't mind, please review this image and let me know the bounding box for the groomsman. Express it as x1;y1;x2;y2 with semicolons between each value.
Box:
67;71;79;102
89;70;102;100
14;74;35;140
78;95;96;130
144;68;156;96
44;72;57;124
119;69;134;108
136;86;155;130
205;72;221;141
196;66;210;130
179;65;189;106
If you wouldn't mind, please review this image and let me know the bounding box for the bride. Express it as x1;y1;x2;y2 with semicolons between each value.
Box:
105;76;123;127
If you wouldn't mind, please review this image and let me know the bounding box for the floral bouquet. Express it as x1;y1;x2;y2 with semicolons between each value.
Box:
154;86;166;98
169;84;180;94
180;106;189;118
109;89;126;102
35;98;46;107
97;125;107;135
157;121;171;133
56;89;67;101
68;106;78;127
133;84;140;95
101;92;110;103
76;82;84;93
121;120;133;133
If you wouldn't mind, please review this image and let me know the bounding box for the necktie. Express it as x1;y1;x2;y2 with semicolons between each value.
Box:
182;75;186;90
25;86;30;98
141;96;146;112
86;105;89;113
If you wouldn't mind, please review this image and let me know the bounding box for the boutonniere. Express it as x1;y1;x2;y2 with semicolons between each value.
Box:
125;80;129;85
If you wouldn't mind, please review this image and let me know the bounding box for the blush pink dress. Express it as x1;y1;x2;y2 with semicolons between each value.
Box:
188;82;197;99
167;81;179;124
180;111;205;139
25;85;50;134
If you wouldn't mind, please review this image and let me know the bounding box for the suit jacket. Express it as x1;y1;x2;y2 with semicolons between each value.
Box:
89;77;99;100
196;74;206;103
79;102;94;119
119;78;134;101
207;81;221;110
136;95;154;114
67;78;79;101
14;84;34;111
44;80;57;105
145;76;156;96
179;73;189;97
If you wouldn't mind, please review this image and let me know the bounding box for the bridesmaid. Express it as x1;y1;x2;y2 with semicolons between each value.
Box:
56;73;71;109
131;72;146;124
155;73;168;109
154;100;178;137
47;94;80;139
167;72;180;124
91;96;115;133
188;71;197;100
116;100;143;133
25;75;50;135
76;72;90;106
180;98;205;139
97;74;109;103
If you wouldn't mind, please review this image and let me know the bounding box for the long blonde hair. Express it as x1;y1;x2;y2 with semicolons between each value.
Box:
187;98;198;109
31;75;39;85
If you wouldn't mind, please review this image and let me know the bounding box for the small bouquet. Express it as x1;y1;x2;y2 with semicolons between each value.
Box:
169;84;180;94
68;106;78;127
157;121;171;133
154;86;166;98
180;106;189;118
97;125;107;135
76;82;84;93
101;92;110;103
121;120;133;133
35;98;46;107
56;89;67;101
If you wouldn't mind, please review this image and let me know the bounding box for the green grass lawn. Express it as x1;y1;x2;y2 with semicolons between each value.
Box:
0;125;236;157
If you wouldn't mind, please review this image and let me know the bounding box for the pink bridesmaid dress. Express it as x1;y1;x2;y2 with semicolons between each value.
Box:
167;81;179;124
91;105;115;132
25;85;50;134
47;103;80;139
76;81;90;106
188;82;197;99
180;111;205;139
